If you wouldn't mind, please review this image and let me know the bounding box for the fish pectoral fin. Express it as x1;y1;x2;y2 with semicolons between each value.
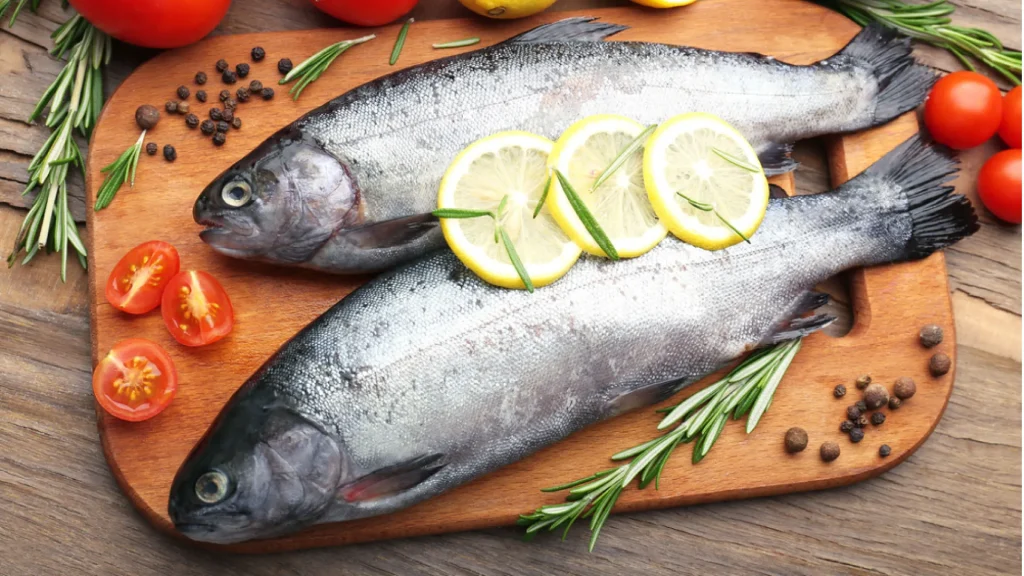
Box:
767;313;835;345
505;17;628;44
768;184;789;199
758;142;798;176
342;213;439;251
338;453;446;503
606;378;689;417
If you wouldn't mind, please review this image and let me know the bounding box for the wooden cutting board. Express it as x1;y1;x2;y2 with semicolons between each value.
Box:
85;0;957;553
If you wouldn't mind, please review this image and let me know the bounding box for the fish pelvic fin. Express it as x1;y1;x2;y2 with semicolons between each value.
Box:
338;453;446;503
768;313;835;344
506;17;628;44
834;23;936;124
758;142;798;176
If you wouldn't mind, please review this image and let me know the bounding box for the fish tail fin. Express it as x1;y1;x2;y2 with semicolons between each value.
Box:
758;142;799;176
835;23;936;123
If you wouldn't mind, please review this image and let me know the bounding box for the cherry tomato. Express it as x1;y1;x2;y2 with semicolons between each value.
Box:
310;0;419;26
998;86;1022;149
93;339;178;422
977;149;1022;224
68;0;230;49
161;271;234;346
924;71;1003;150
105;241;180;315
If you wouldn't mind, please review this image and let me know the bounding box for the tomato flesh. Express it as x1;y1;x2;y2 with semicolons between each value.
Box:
309;0;419;26
162;271;234;346
999;86;1022;149
978;149;1022;224
68;0;230;49
924;71;1003;150
105;241;180;314
94;339;178;422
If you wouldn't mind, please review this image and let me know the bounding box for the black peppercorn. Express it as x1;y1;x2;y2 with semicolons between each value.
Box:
864;383;889;410
216;120;230;133
871;412;885;426
164;100;178;114
231;116;242;130
856;415;869;428
196;90;207;103
893;377;916;400
224;98;238;110
855;400;867;413
833;384;846;398
236;88;250;103
261;87;275;100
135;104;160;130
145;142;158;155
209;108;223;121
929;353;951;377
855;374;871;390
213;131;226;146
784;427;808;454
278;58;293;75
251;46;266;61
221;108;234;123
840;420;855;433
235;63;250;78
176;85;190;100
879;444;891;458
888;396;902;410
215;59;229;73
163;144;176;162
820;441;840;462
185;113;199;129
849;427;864;443
846;404;861;420
195;71;207;85
222;70;237;84
249;79;263;93
919;324;943;348
200;119;216;135
219;89;231;102
177;101;190;115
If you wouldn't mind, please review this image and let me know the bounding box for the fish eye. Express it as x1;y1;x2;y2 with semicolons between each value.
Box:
195;470;230;504
221;180;252;208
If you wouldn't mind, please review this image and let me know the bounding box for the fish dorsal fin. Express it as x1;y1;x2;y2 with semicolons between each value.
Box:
338;453;445;502
505;17;628;44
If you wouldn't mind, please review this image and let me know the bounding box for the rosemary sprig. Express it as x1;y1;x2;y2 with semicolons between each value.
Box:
712;146;761;173
518;338;803;550
532;173;552;219
279;34;376;100
553;170;619;260
676;191;751;244
390;19;413;66
433;37;481;49
432;197;534;292
817;0;1021;85
590;125;656;192
94;131;146;211
8;14;110;281
0;0;45;27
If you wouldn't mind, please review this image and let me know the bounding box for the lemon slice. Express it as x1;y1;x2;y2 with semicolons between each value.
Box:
644;113;769;250
546;115;667;258
438;131;582;290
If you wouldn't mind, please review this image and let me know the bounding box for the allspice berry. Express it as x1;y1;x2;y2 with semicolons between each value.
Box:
215;59;229;73
855;374;871;390
879;444;892;458
176;85;190;100
893;377;916;400
162;144;176;162
840;420;855;433
871;412;886;426
177;101;190;115
863;383;889;410
221;108;234;123
196;90;207;103
784;427;808;454
849;427;865;443
833;384;847;398
888;397;902;410
213;131;226;146
278;58;293;75
164;100;178;114
134;104;160;130
855;400;867;413
919;324;943;348
820;441;840;462
145;142;157;155
929;353;951;377
200;119;216;135
846;404;862;420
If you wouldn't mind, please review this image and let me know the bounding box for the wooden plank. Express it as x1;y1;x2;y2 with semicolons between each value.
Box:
82;0;968;552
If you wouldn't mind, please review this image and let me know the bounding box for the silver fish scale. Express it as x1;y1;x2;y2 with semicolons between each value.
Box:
300;40;877;222
260;178;910;520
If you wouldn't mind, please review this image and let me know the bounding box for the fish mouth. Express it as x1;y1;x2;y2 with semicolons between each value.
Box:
197;216;261;258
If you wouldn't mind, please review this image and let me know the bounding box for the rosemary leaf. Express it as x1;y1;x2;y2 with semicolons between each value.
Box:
590;124;656;192
499;227;534;293
431;208;494;219
433;37;481;49
554;169;619;260
541;468;617;493
711;146;761;173
94;130;145;211
532;173;552;219
280;35;376;100
676;191;751;244
746;339;801;432
390;18;413;66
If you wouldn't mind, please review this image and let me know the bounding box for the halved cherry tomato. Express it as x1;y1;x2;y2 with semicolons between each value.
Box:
93;338;178;422
161;270;234;346
924;71;1003;150
978;149;1022;224
998;86;1022;149
105;240;180;314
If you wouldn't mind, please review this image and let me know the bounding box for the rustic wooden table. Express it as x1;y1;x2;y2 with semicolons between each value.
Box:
1;0;1020;574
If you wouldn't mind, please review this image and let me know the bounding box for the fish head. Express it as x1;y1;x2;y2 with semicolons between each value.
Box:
168;385;349;544
193;125;361;264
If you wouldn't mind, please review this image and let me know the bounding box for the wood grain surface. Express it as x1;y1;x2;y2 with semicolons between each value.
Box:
1;0;1020;574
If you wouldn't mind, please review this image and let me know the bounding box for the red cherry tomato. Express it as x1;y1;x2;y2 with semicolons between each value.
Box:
93;339;178;422
924;71;1003;150
310;0;419;26
105;241;180;315
999;86;1022;149
68;0;230;49
978;149;1022;224
161;271;234;346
